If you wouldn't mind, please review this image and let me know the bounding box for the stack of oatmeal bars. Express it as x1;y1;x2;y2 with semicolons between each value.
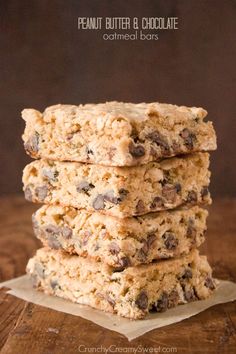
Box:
22;102;217;319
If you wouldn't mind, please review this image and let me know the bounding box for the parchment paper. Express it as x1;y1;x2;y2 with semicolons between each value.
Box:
1;275;236;341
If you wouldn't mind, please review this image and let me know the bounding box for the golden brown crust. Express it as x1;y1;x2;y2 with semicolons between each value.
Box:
22;102;217;166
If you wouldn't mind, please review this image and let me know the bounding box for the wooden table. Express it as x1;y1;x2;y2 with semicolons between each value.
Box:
0;196;235;353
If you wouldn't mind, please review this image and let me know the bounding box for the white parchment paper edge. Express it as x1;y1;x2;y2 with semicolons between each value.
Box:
1;275;236;341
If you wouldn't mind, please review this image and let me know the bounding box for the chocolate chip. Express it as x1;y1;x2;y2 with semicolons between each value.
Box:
93;195;105;210
50;279;59;289
180;129;196;150
182;269;193;280
118;188;129;201
106;294;115;307
147;233;156;248
45;225;59;235
47;235;61;250
180;128;191;139
45;225;61;250
184;289;198;302
137;239;149;261
104;190;119;204
97;292;115;307
24;186;33;201
150;197;164;209
201;186;209;199
120;256;131;268
42;169;59;182
131;127;140;142
130;130;141;144
86;147;94;155
168;290;179;308
205;276;215;290
24;132;40;154
115;256;131;270
102;189;129;205
45;224;72;241
186;220;197;240
77;181;95;195
129;142;145;158
146;131;170;155
175;183;182;193
61;226;72;239
133;136;140;144
135;291;148;310
141;239;149;255
160;177;168;187
137;248;147;262
155;292;168;312
163;232;179;250
109;242;120;255
186;191;198;204
35;185;48;202
135;200;146;214
162;184;178;203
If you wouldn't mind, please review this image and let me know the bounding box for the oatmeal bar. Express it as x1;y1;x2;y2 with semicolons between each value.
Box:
23;152;211;218
33;205;207;267
22;102;216;166
27;248;216;319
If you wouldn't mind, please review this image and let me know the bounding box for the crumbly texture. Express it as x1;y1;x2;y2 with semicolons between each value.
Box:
22;102;217;166
23;152;211;218
26;248;216;319
33;205;208;268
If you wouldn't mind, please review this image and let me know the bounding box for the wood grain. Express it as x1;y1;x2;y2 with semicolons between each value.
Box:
0;196;235;353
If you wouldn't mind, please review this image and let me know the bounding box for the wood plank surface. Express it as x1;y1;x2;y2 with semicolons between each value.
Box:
0;196;235;353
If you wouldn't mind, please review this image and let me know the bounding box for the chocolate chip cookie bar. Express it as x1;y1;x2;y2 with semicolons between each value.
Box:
27;248;216;319
33;205;207;268
22;102;216;166
23;152;211;218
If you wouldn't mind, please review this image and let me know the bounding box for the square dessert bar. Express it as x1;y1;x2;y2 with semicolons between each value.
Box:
22;102;216;166
33;205;207;268
23;152;211;218
27;248;216;319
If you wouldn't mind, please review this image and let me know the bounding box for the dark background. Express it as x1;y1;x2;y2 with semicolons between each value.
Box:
0;0;235;196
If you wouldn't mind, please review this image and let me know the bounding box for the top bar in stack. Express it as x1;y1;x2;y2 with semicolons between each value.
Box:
22;102;216;166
